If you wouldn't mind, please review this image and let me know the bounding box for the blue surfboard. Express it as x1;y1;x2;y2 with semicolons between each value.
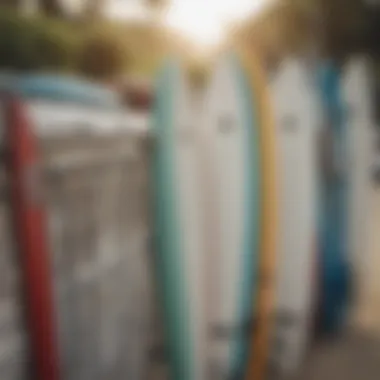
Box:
317;62;351;333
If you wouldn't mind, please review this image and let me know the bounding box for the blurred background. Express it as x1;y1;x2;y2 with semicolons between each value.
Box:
2;0;380;102
1;1;380;380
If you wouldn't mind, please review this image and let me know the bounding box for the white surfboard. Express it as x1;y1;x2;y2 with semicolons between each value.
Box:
342;57;375;323
269;58;319;377
174;66;207;380
200;55;261;379
152;61;206;380
342;58;374;274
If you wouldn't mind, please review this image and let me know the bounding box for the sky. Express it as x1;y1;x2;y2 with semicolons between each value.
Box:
106;0;265;46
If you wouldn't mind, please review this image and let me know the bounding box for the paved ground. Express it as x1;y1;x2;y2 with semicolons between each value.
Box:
295;183;380;380
297;330;380;380
354;186;380;333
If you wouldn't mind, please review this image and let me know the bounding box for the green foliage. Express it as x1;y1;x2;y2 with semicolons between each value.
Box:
0;12;34;70
0;11;157;78
29;18;78;70
0;11;77;71
0;8;205;80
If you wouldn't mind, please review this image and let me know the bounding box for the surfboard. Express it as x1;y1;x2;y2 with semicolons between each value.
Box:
343;58;374;278
268;58;319;378
236;48;278;380
317;62;351;333
200;54;261;379
342;57;375;324
151;60;206;380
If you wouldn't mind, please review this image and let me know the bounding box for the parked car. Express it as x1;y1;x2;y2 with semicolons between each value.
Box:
0;72;150;136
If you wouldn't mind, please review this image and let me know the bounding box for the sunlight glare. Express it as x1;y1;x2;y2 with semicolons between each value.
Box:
165;0;264;46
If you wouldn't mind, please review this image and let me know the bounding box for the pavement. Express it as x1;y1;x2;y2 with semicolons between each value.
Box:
296;330;380;380
354;185;380;333
297;185;380;380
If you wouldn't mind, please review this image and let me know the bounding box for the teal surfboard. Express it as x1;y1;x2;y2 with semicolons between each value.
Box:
201;54;261;379
317;62;351;333
151;61;206;380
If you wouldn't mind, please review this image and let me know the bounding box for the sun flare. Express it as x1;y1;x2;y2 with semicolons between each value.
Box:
165;0;264;47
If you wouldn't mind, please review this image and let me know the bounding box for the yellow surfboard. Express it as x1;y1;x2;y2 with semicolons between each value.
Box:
237;47;278;380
